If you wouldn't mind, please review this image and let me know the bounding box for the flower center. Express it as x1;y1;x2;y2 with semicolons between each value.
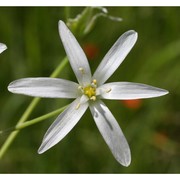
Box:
79;79;97;101
83;85;96;98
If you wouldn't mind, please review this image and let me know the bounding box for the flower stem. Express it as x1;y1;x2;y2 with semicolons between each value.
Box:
0;56;68;159
65;7;71;22
50;57;68;78
15;105;68;131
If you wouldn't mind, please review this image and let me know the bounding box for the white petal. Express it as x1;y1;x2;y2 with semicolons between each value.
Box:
8;78;80;98
97;82;169;100
0;43;7;54
93;30;138;85
59;20;92;86
38;97;88;154
89;100;131;166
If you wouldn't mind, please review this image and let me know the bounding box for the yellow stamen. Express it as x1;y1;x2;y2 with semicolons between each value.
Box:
90;96;96;101
75;103;80;110
79;67;85;74
78;86;84;93
106;88;112;93
92;79;97;85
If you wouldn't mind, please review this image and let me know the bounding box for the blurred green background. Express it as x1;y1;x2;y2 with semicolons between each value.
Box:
0;7;179;173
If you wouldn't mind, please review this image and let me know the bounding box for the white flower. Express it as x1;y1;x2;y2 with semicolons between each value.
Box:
0;43;7;54
8;20;168;167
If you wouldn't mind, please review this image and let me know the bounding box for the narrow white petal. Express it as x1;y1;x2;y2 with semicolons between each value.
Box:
38;97;88;154
0;43;7;54
93;30;138;85
97;82;169;100
8;78;80;98
89;100;131;166
59;20;92;86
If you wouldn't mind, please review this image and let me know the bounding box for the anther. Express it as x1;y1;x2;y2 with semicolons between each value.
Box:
78;86;84;93
75;103;80;110
79;67;85;74
90;96;96;101
91;79;97;88
92;79;97;85
106;88;112;93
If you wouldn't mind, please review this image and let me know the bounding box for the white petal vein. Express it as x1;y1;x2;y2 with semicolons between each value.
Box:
38;97;88;154
59;20;92;86
93;30;138;85
89;100;131;166
8;77;80;98
97;82;169;100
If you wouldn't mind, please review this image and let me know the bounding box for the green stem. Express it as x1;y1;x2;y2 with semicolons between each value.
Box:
0;56;68;159
65;7;71;22
16;105;68;131
50;57;68;78
0;105;67;134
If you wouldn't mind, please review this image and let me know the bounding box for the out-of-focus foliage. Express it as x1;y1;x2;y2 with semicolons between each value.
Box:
0;7;179;173
67;7;122;37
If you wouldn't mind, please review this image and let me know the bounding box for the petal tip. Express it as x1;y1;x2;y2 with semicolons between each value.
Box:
38;146;45;154
122;158;131;167
164;90;169;95
0;43;7;53
37;150;43;154
58;20;67;31
7;83;13;92
58;20;65;26
120;152;131;167
158;88;169;96
58;20;68;40
127;30;138;37
38;139;50;154
115;153;131;167
7;81;17;93
130;30;138;41
121;30;138;50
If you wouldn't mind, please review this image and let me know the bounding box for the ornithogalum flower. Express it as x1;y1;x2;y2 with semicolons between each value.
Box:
0;43;7;54
8;20;168;167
